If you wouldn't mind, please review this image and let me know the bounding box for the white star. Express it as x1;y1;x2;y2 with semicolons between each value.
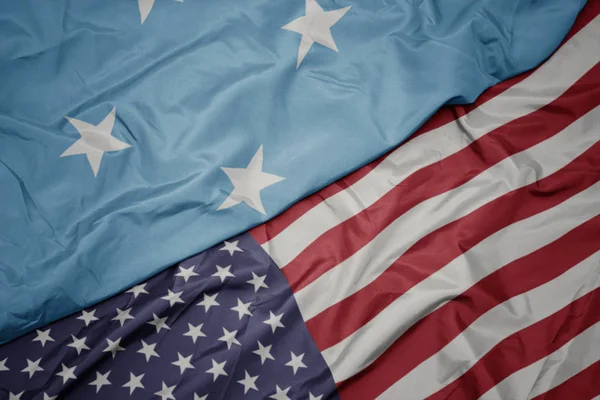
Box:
206;359;228;382
282;0;351;68
21;358;43;378
263;311;285;333
154;382;177;400
218;327;241;350
197;292;220;312
32;329;54;347
112;307;135;326
220;240;243;256
183;323;206;344
137;0;183;24
175;265;198;282
212;265;235;283
126;283;149;298
56;363;77;384
147;313;171;333
218;146;285;215
237;370;259;394
77;309;99;326
247;272;268;292
61;107;131;176
194;395;208;400
43;393;57;400
67;335;90;355
89;370;111;393
172;353;195;375
161;289;185;307
103;338;126;359
309;392;323;400
8;392;23;400
253;341;275;364
231;298;253;320
123;372;145;395
0;358;9;372
137;340;160;362
285;352;307;375
269;385;291;400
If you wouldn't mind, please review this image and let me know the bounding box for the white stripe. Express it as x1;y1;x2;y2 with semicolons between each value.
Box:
378;249;600;400
297;106;600;324
322;179;600;383
262;15;600;268
480;321;600;400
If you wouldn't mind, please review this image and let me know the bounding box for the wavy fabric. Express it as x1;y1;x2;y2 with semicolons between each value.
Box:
0;0;587;342
1;7;600;395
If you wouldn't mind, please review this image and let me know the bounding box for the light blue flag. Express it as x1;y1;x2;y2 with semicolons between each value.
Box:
0;0;586;342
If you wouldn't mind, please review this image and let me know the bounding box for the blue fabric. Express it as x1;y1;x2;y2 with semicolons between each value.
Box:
0;0;586;343
0;233;339;399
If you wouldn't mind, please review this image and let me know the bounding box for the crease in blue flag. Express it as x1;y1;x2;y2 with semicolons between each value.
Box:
0;0;587;343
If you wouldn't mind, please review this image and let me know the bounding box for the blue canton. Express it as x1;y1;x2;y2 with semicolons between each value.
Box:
0;233;338;400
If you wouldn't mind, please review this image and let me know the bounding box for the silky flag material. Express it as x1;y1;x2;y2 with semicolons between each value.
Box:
0;0;588;343
0;3;599;398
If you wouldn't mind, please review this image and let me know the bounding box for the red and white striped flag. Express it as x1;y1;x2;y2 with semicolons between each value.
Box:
251;2;600;398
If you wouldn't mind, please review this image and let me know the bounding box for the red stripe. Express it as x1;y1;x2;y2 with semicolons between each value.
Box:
308;111;600;352
250;1;600;246
532;360;600;400
250;157;385;244
334;151;600;400
426;287;600;400
284;63;600;295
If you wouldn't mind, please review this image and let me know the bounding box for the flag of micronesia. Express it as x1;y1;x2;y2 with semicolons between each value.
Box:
0;0;587;343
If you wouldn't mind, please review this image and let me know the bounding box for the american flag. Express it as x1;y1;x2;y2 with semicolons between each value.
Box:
0;234;338;399
1;3;600;399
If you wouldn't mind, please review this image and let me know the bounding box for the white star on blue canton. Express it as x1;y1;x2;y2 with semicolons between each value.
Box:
77;309;99;326
137;340;160;362
231;298;253;320
88;371;111;393
67;335;90;355
175;265;198;282
247;272;269;293
183;323;206;344
253;341;275;364
269;385;291;400
172;353;195;375
154;382;177;400
220;240;243;256
126;283;149;298
197;293;220;312
161;289;185;307
21;358;43;379
218;328;241;350
237;370;259;394
123;372;145;395
212;265;235;282
8;392;23;400
285;352;307;375
103;338;125;359
264;311;285;333
147;314;171;333
32;329;54;347
206;359;228;382
112;307;135;326
55;364;77;384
